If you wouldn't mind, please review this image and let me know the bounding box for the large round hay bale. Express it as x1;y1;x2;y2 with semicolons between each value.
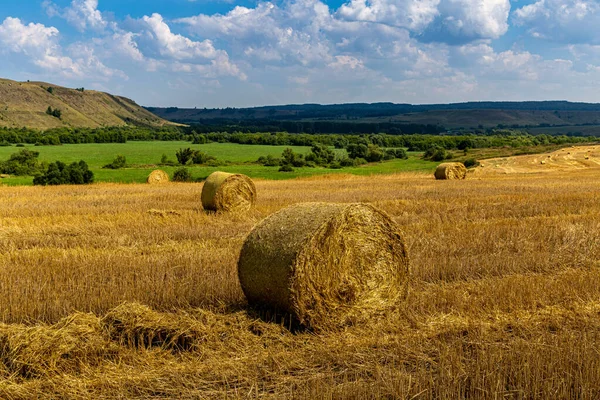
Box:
238;202;409;331
201;171;256;212
147;169;169;184
434;162;467;180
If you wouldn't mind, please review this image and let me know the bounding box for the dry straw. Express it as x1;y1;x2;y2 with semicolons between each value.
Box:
201;171;256;212
434;162;467;180
0;313;117;378
238;202;409;331
102;302;200;351
147;169;169;184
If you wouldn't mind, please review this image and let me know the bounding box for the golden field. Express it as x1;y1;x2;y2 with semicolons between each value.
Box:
0;165;599;398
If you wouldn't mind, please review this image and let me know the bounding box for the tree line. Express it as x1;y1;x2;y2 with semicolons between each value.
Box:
0;126;596;151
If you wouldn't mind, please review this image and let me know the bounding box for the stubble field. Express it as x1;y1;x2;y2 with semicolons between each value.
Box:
0;168;599;398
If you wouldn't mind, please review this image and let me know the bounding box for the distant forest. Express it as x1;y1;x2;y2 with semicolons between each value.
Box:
147;101;600;136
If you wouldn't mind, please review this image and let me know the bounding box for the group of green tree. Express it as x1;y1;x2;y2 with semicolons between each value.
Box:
0;125;596;150
188;130;597;151
256;143;409;172
0;149;93;185
0;126;184;146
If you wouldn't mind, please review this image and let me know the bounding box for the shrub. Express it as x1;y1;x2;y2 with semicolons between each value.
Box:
191;135;207;144
175;148;196;165
160;154;177;166
191;151;216;165
15;144;25;147
306;144;335;166
0;141;11;147
366;144;384;162
279;164;294;172
33;160;93;185
0;149;41;175
46;106;62;119
463;158;480;168
339;157;356;167
281;148;305;168
424;146;448;162
257;155;280;166
395;148;408;159
103;154;127;169
383;149;397;161
173;167;192;182
347;143;368;159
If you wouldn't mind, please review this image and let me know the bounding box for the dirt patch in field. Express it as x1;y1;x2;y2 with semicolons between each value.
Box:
472;145;600;175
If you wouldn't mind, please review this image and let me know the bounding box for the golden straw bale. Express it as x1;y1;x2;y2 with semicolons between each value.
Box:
146;169;169;184
238;202;409;331
201;171;256;212
434;162;467;180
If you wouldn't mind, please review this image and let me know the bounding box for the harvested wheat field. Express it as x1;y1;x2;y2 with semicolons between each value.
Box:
0;170;599;398
473;144;600;175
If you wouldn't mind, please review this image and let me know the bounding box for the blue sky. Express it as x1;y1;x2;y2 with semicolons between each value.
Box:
1;0;599;107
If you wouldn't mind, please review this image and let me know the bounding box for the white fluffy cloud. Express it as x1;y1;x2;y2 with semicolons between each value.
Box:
0;17;123;80
44;0;107;32
337;0;510;42
142;13;218;60
513;0;600;43
0;17;58;55
176;1;334;67
337;0;440;31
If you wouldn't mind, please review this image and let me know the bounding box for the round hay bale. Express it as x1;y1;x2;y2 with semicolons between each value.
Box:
434;162;467;180
147;169;169;184
201;171;256;212
238;202;409;331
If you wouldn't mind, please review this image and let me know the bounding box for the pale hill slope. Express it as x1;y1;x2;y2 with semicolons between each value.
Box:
0;78;173;129
472;145;600;175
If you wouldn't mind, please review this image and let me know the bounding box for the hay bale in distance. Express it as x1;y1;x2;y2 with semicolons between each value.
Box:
201;171;256;212
237;202;409;331
147;169;169;184
434;162;467;180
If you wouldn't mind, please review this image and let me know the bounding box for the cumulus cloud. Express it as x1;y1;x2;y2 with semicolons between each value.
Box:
44;0;107;32
337;0;440;31
0;17;124;80
142;13;218;60
0;17;58;55
176;1;334;67
426;0;510;42
337;0;510;43
513;0;600;43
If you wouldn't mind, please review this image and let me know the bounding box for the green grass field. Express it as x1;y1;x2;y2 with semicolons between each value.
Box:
0;141;437;185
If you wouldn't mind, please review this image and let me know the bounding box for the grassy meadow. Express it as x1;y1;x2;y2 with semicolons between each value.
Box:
0;168;598;397
0;141;437;185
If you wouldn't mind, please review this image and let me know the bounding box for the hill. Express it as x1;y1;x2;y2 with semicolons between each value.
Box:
472;144;600;175
147;101;600;135
0;78;174;129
